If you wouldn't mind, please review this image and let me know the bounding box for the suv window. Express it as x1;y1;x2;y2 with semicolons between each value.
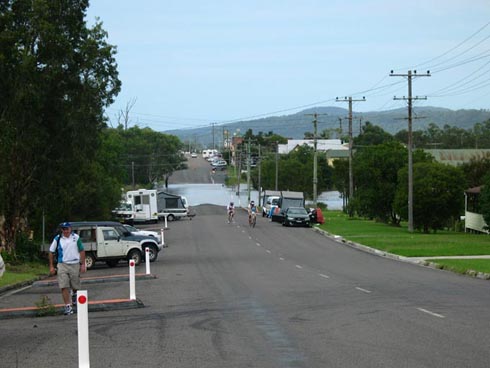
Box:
102;229;119;241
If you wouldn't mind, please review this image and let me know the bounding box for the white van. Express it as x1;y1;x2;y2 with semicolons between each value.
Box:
262;190;281;217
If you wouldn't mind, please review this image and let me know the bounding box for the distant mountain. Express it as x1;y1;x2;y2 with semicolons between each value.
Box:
164;106;490;147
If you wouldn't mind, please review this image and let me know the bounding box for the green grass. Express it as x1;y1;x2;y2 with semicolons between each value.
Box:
0;262;49;289
429;259;490;275
318;210;490;275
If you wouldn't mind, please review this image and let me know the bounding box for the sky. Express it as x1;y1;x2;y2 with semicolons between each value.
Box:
86;1;490;133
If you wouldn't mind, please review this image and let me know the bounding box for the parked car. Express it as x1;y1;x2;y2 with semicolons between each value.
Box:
211;159;227;168
123;224;161;243
282;207;311;227
42;221;163;269
191;152;197;158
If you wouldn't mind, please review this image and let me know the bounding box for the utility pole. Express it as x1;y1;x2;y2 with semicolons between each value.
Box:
211;123;216;150
275;141;279;191
390;70;430;232
131;161;135;189
306;113;327;206
336;96;366;209
258;144;262;207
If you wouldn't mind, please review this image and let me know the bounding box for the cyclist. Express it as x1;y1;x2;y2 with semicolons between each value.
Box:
248;201;257;227
227;201;235;223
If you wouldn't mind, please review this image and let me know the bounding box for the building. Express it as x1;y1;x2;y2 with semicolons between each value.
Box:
464;186;489;234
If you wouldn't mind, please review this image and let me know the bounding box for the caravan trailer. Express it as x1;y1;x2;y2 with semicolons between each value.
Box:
113;189;188;223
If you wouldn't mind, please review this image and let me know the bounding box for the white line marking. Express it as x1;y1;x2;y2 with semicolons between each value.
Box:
355;287;372;294
279;257;285;261
319;274;330;279
295;265;303;269
266;250;272;254
256;243;261;247
417;308;445;319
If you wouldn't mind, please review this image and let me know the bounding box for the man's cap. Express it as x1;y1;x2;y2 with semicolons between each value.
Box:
60;222;72;228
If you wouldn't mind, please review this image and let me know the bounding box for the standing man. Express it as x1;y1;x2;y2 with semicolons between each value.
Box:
0;246;5;278
49;222;86;315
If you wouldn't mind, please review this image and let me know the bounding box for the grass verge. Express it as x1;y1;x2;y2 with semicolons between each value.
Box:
0;262;49;289
319;210;490;275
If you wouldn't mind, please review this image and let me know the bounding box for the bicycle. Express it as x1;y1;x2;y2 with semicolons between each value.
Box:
228;210;235;223
249;212;257;228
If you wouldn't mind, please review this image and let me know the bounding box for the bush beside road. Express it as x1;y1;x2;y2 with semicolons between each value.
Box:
319;210;490;277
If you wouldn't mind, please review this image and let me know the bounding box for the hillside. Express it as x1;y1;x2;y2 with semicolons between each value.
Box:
165;106;490;147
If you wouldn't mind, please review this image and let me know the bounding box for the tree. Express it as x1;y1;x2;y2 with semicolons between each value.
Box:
331;158;349;209
480;174;490;230
116;126;186;188
394;162;466;233
0;1;121;253
254;145;332;197
354;122;394;147
460;154;490;188
352;142;407;224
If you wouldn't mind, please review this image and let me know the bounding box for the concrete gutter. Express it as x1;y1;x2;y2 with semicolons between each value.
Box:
32;273;157;287
0;273;157;319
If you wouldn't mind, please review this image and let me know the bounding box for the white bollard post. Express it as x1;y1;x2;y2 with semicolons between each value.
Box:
129;260;136;300
164;215;168;229
145;247;150;275
77;290;90;368
161;228;165;247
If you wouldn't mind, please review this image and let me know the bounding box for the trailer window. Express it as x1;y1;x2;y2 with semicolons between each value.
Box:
166;198;179;208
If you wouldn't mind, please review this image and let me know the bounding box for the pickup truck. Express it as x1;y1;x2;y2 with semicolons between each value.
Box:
46;221;163;269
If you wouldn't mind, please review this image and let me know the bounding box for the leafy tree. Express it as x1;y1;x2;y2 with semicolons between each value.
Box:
480;174;490;230
354;122;394;147
331;158;349;209
394;162;466;233
255;145;332;198
116;126;186;188
0;0;121;253
460;154;490;188
352;142;407;224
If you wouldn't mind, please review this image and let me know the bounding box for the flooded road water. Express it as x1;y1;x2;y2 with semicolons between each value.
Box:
164;154;344;209
162;183;343;210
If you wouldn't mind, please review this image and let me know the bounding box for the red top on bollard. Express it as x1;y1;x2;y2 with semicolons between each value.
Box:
130;260;135;267
78;295;87;304
146;248;149;252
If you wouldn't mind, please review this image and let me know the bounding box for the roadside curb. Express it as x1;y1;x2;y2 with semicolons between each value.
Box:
0;298;145;320
311;226;490;280
32;273;157;287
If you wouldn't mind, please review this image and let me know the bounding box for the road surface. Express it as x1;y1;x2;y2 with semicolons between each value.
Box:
2;205;490;367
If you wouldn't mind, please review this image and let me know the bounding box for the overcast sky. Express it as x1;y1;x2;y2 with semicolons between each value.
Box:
87;1;490;132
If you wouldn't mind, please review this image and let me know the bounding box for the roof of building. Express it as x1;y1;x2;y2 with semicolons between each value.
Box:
278;139;347;154
424;149;490;166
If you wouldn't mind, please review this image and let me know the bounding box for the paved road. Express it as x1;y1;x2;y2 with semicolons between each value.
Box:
2;205;490;367
168;154;227;184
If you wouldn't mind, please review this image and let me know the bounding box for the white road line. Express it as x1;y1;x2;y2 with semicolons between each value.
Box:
279;257;285;261
256;243;261;247
266;250;272;254
295;265;303;269
318;273;330;279
417;308;445;319
355;287;372;294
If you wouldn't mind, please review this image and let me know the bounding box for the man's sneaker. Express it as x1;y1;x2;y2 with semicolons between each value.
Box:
64;304;74;315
